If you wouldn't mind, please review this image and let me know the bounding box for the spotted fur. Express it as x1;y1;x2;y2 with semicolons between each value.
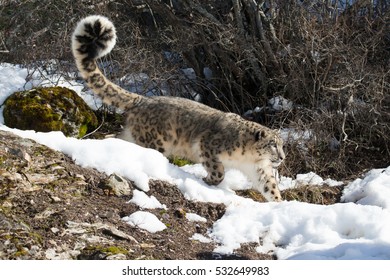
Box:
72;15;285;201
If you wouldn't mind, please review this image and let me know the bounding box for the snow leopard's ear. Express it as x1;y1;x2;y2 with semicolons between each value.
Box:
255;130;266;141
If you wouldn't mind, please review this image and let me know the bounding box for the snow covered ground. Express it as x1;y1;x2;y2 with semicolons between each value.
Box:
1;63;389;260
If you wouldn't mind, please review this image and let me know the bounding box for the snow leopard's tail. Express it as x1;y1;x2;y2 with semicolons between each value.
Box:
72;15;143;109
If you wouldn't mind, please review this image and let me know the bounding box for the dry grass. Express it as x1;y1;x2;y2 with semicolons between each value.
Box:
1;0;388;182
239;184;343;205
282;185;344;205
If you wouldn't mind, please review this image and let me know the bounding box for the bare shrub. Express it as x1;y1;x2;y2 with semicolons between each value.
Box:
1;0;389;179
141;0;389;178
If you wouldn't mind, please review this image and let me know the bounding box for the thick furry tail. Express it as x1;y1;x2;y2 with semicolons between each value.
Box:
72;15;116;60
72;15;142;109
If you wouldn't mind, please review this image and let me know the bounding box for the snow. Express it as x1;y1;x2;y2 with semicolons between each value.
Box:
190;233;213;243
186;213;207;223
210;200;390;259
268;96;293;111
0;64;30;123
120;73;154;97
1;62;390;260
129;190;167;210
341;167;390;209
279;172;343;190
122;211;167;233
0;127;171;192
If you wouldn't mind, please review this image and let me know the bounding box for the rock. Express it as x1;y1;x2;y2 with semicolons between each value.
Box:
50;195;62;202
106;253;127;260
65;221;138;243
3;86;98;138
6;147;31;162
140;243;156;249
34;208;57;219
45;247;80;260
102;173;131;196
25;173;56;185
174;208;186;218
77;245;131;260
101;225;138;243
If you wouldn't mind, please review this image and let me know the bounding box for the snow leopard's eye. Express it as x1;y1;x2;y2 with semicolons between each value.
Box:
269;140;276;147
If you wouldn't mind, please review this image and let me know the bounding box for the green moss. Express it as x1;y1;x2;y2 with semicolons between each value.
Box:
84;245;129;256
3;234;12;240
169;156;193;167
13;248;29;258
78;124;88;138
3;87;98;138
29;232;43;244
0;204;12;214
102;246;129;255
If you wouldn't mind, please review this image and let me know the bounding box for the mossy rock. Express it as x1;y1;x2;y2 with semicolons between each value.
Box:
77;245;129;260
3;87;98;138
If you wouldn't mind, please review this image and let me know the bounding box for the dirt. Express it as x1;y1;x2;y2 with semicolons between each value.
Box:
0;130;278;260
0;129;345;260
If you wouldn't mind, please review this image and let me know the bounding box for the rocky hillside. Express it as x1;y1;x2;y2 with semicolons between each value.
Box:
0;129;276;260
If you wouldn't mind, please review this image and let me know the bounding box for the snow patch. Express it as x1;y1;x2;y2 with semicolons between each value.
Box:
0;64;30;123
268;96;293;111
122;211;166;233
210;200;390;259
190;233;213;243
0;127;172;192
279;172;343;190
129;190;167;210
342;167;390;209
186;213;207;223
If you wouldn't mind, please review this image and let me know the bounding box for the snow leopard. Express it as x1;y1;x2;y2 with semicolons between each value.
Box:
71;15;285;202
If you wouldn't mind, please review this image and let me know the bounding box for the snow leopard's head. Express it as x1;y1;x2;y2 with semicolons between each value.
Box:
254;129;285;167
